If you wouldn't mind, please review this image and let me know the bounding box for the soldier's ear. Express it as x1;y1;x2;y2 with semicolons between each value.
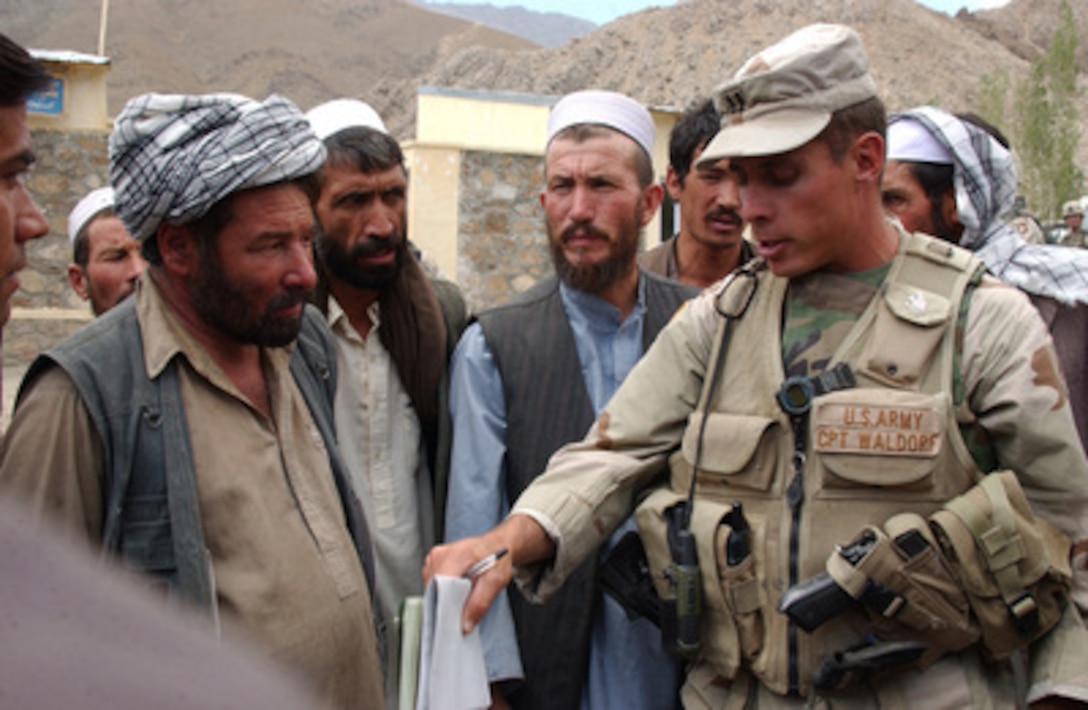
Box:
853;131;884;184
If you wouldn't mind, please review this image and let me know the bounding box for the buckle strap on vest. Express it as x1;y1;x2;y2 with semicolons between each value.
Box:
689;266;762;502
945;474;1039;635
825;542;906;620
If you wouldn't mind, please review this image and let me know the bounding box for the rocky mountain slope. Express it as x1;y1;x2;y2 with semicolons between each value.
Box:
417;2;596;47
964;0;1088;71
1;0;535;115
373;0;1087;140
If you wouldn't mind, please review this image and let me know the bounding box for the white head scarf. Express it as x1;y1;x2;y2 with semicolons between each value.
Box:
892;106;1088;306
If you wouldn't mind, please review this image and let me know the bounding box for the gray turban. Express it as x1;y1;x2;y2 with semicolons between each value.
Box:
109;93;326;243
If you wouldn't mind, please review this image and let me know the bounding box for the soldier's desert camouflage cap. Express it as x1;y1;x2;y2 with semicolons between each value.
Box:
1062;200;1083;218
698;23;877;163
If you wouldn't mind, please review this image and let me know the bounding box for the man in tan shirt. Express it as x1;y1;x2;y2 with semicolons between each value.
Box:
0;92;383;709
640;98;751;288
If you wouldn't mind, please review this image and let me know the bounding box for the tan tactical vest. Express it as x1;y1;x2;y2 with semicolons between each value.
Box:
637;232;988;696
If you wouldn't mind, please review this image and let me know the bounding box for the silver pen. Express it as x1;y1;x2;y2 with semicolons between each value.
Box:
464;548;508;579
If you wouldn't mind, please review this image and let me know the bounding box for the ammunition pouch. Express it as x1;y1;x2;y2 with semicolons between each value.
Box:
929;470;1072;659
824;514;978;669
635;488;767;676
813;470;1072;675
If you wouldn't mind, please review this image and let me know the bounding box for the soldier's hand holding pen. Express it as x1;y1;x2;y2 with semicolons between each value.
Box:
423;514;555;634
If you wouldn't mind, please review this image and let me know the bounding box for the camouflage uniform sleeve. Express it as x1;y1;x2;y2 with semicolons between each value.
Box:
510;287;721;601
961;277;1088;699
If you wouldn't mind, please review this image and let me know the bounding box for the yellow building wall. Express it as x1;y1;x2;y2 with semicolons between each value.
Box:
405;145;462;280
28;62;111;133
416;90;551;156
407;88;679;281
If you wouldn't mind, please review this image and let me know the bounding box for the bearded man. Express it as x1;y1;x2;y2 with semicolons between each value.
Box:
443;90;696;710
305;99;467;703
0;92;384;709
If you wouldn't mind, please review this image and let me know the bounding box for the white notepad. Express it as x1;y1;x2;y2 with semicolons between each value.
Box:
413;576;489;710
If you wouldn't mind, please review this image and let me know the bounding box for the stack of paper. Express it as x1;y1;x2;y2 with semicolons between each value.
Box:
399;576;490;710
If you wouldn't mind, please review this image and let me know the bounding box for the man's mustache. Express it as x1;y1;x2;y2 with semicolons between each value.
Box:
266;287;313;313
561;222;609;243
347;234;401;258
707;206;743;226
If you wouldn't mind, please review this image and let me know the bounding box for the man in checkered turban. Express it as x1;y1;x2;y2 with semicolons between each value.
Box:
1;92;384;710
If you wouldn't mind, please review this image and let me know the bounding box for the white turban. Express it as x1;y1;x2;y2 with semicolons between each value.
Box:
546;90;655;159
886;118;953;165
306;98;387;139
67;186;115;245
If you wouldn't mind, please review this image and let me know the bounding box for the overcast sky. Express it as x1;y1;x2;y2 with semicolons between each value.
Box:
429;0;1012;26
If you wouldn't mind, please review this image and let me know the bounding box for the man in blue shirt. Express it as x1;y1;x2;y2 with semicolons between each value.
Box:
444;90;695;710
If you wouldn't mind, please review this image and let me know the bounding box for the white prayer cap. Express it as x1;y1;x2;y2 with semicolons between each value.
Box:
67;187;115;244
546;90;655;159
306;98;387;140
886;118;954;165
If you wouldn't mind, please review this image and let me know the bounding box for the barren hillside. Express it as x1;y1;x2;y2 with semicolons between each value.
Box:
372;0;1086;139
0;0;536;114
960;0;1088;71
3;0;1084;157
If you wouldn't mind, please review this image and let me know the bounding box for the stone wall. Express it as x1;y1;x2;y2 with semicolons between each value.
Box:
23;129;110;311
456;150;547;314
6;129;103;368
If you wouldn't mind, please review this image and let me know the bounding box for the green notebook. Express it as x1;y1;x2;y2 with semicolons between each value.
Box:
395;595;424;710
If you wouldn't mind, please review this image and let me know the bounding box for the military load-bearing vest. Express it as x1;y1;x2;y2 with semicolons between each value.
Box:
638;232;990;696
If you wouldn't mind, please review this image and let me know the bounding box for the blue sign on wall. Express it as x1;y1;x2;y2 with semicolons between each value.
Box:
27;77;64;116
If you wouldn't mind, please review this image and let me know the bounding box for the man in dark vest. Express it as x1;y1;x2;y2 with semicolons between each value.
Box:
0;91;384;709
306;98;468;703
444;90;696;710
